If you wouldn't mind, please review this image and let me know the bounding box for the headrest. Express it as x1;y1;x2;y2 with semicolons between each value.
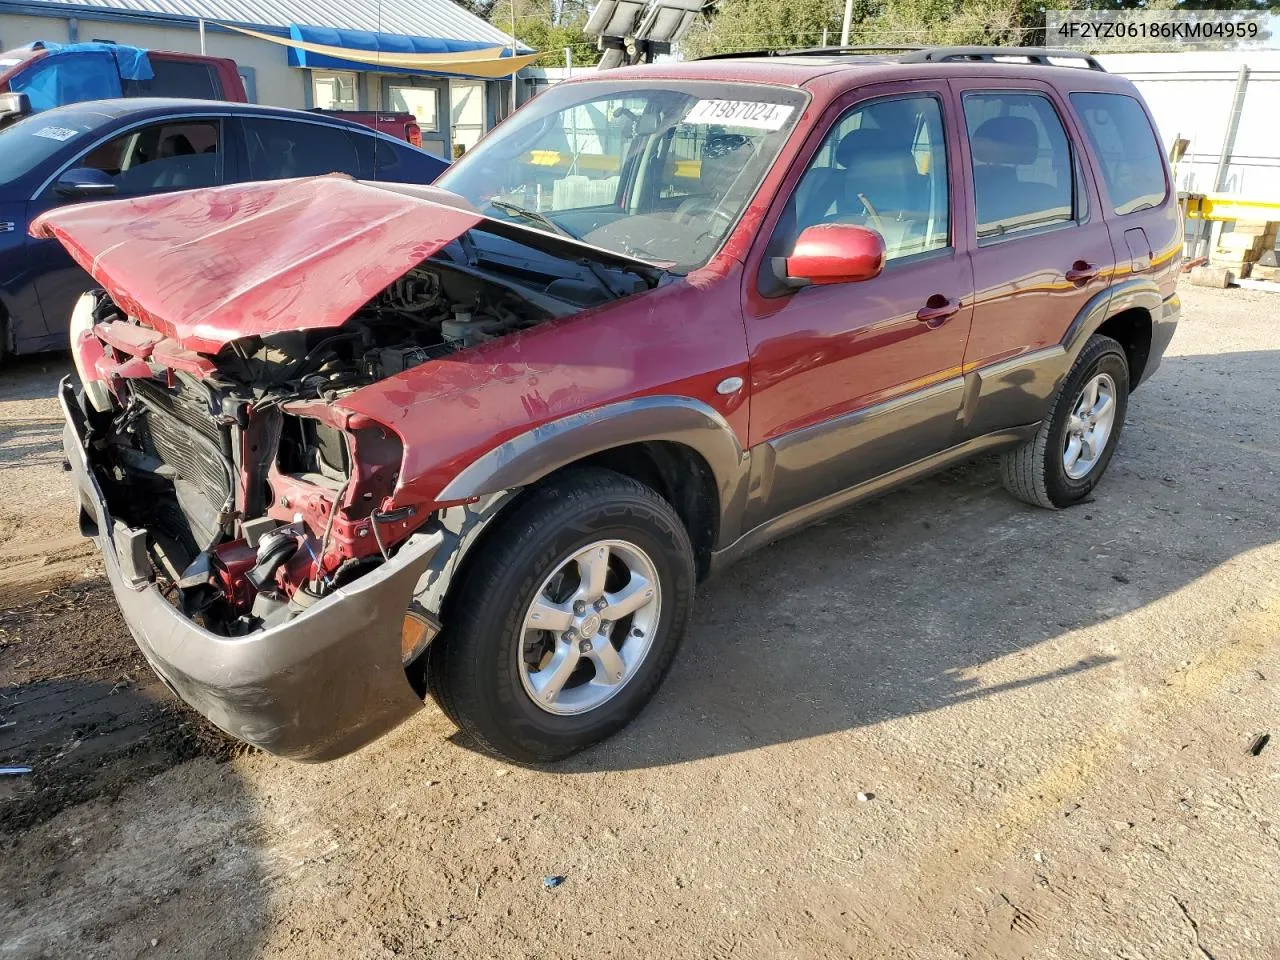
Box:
834;127;899;170
971;116;1038;166
159;134;195;158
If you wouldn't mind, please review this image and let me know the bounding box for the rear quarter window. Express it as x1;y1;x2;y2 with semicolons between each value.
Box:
1069;92;1167;216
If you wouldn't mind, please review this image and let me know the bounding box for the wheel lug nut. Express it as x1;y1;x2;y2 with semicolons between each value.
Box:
565;627;578;641
600;620;612;633
573;600;586;615
579;638;593;653
594;598;608;611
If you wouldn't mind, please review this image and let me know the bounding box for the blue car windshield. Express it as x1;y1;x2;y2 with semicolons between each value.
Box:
0;108;102;185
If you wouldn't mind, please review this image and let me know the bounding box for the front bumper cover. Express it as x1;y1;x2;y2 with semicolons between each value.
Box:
60;377;440;761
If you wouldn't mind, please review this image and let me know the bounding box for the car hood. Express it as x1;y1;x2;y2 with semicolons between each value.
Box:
29;175;491;354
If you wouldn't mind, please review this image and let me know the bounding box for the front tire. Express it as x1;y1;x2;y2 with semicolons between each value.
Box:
1001;334;1130;509
427;468;695;763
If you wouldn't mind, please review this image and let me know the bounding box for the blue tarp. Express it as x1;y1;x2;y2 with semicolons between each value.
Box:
287;24;521;77
9;42;153;112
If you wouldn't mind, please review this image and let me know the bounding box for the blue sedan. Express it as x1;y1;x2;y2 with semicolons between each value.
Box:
0;98;449;359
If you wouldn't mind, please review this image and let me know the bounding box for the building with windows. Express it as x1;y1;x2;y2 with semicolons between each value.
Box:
0;0;531;156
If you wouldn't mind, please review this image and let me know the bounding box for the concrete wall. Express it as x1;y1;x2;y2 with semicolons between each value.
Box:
1098;50;1280;199
0;12;306;106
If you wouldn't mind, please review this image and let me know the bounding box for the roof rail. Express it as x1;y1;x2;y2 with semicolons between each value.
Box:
898;46;1106;71
695;44;923;61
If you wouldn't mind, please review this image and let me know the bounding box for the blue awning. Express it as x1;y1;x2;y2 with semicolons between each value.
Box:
286;24;530;77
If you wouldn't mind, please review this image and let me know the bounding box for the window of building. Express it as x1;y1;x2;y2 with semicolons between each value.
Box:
312;71;357;111
1070;92;1167;216
387;83;439;132
963;92;1075;240
450;79;485;156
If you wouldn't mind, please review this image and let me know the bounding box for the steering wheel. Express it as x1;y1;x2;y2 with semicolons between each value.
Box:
674;197;736;230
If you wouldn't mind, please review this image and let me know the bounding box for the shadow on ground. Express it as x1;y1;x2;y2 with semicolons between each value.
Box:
0;581;265;959
0;352;73;404
513;349;1280;771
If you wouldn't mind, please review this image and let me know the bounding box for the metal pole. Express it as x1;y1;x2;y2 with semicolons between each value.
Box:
198;18;206;55
839;0;853;46
1213;65;1250;193
1201;65;1250;258
510;1;519;116
565;46;572;76
821;27;828;47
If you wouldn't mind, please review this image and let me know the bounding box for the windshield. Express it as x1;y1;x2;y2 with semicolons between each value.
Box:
0;106;103;185
437;81;807;271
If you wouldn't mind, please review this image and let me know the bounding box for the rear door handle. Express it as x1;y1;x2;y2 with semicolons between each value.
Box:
916;295;961;328
1065;261;1100;284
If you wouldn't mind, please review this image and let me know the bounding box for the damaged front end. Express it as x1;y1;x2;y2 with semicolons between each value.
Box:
73;266;551;638
48;176;662;758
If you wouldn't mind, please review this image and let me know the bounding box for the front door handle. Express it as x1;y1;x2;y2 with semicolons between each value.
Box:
1065;261;1100;284
916;295;961;328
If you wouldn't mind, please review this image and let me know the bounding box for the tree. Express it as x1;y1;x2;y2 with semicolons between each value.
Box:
680;0;1048;58
679;0;1280;58
488;0;603;66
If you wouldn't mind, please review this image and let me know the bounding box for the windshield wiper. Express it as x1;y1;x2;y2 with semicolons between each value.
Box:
487;199;578;240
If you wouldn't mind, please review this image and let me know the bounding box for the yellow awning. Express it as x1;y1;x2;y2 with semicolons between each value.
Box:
222;23;540;78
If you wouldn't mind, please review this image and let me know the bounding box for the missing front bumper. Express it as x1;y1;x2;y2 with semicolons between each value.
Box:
60;377;442;761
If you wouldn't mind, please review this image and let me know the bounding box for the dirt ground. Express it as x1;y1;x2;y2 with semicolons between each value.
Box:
1;285;1277;960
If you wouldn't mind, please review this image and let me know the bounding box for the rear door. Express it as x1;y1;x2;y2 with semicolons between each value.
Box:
950;77;1118;439
28;115;227;338
740;84;975;527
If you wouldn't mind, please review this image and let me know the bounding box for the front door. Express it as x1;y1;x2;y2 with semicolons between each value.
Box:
951;79;1119;438
384;78;450;157
28;116;225;340
741;87;975;527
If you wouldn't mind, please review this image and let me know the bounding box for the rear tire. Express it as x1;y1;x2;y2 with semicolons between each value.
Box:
1001;334;1129;509
427;468;695;763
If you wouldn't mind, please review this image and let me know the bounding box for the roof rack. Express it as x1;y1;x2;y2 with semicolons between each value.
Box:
898;46;1105;71
696;44;1105;72
696;44;922;61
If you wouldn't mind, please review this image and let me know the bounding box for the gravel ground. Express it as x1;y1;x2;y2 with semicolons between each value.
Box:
1;285;1277;959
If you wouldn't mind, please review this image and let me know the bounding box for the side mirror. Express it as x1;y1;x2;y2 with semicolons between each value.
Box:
54;168;118;200
0;91;31;122
1169;137;1189;164
772;223;885;291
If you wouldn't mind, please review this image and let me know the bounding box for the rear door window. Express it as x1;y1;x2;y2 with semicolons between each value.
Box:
1070;92;1167;215
239;117;363;179
962;92;1076;240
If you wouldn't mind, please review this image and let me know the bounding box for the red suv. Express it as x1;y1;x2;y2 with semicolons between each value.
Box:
48;47;1181;763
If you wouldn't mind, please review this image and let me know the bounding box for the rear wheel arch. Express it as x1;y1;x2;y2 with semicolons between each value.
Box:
1063;278;1158;381
1095;307;1153;390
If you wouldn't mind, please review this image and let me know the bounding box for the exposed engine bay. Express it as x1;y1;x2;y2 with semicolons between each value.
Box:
76;243;647;641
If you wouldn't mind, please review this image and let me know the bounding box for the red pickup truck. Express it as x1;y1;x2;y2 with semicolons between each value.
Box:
309;109;424;148
0;41;246;126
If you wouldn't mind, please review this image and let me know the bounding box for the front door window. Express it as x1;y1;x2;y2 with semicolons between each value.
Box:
73;120;221;193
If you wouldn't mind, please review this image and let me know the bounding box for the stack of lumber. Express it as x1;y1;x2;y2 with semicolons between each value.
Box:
1211;220;1279;278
